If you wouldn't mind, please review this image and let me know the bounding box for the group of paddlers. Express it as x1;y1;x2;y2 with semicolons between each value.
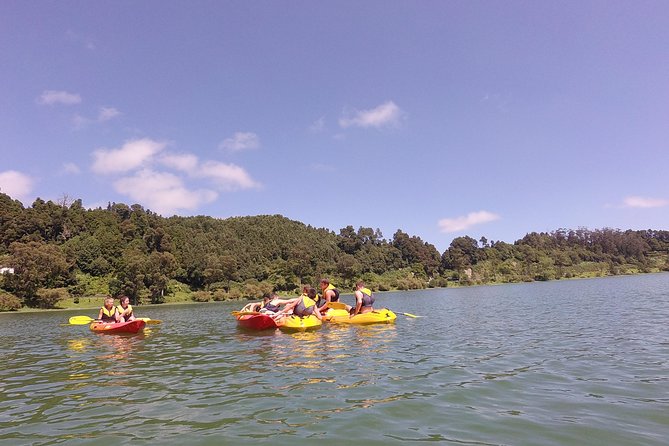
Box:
241;279;376;320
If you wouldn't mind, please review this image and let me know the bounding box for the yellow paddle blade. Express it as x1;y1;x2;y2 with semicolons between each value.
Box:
401;312;421;318
231;311;263;316
68;315;95;325
326;301;348;310
137;318;161;325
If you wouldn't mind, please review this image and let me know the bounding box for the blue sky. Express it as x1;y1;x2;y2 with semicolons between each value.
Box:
1;1;667;252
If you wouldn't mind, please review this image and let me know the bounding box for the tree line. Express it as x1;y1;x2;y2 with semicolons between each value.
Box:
1;192;668;310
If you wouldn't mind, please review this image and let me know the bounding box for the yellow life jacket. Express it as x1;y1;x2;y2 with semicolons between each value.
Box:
302;293;316;308
117;304;133;316
360;287;372;296
100;306;116;321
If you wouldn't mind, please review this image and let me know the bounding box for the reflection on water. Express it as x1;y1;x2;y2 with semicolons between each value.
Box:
1;274;669;445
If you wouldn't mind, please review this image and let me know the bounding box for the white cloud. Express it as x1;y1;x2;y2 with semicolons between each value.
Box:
622;196;668;209
438;211;500;233
38;90;82;106
62;162;81;175
160;153;199;172
98;107;121;122
0;170;35;201
114;169;217;215
339;101;404;129
220;132;260;152
198;161;260;190
309;117;326;133
91;138;167;173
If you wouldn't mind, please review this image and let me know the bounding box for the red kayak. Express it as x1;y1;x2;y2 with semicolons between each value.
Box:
89;320;146;334
236;314;278;330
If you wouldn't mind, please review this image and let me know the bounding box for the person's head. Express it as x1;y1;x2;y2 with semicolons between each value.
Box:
119;295;130;308
262;293;272;304
355;281;365;290
104;296;114;309
306;287;317;299
319;279;330;290
302;285;310;295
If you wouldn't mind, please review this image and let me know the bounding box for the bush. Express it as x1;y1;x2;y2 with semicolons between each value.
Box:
33;288;69;309
0;292;22;311
212;290;229;301
191;291;211;302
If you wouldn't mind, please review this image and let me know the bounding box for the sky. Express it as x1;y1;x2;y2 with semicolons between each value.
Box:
1;1;668;253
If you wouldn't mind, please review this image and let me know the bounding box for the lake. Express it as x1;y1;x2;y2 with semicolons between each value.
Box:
1;274;668;445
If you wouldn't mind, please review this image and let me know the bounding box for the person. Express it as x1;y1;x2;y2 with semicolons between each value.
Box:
117;295;136;323
260;293;292;314
350;281;375;317
279;286;322;320
97;296;120;323
240;293;292;314
316;279;341;313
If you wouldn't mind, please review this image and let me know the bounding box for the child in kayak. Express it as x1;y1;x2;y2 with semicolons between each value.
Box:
278;287;322;320
97;296;120;323
117;295;136;322
350;281;375;317
316;279;341;313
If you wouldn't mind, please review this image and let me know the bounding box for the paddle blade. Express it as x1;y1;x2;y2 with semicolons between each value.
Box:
401;312;421;318
231;311;263;316
326;301;348;310
137;318;161;325
68;315;94;325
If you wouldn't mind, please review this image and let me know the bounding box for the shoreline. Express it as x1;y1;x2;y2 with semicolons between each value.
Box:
3;270;668;315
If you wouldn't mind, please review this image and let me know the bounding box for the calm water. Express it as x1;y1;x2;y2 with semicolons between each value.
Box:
1;274;668;445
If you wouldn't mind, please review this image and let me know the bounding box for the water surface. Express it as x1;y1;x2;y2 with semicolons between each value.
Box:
2;274;668;445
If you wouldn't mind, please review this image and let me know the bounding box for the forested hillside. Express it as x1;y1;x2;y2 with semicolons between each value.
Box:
1;192;668;310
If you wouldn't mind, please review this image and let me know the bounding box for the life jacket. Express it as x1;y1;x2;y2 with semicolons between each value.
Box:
323;283;340;302
100;306;117;322
263;301;281;312
117;304;133;318
293;294;316;317
360;287;375;307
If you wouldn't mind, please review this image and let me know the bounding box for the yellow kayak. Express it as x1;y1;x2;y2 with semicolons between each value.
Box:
277;314;322;332
322;308;350;321
328;308;397;325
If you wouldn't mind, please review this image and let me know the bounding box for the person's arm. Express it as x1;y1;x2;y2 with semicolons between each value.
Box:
115;309;121;323
351;291;362;317
317;290;333;312
97;308;104;320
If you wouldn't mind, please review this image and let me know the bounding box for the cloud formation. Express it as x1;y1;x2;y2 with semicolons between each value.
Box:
438;210;500;233
339;101;404;129
114;169;217;215
38;90;82;106
91;138;260;215
622;196;668;209
92;138;167;173
62;162;81;175
220;132;260;151
0;170;35;202
98;107;121;122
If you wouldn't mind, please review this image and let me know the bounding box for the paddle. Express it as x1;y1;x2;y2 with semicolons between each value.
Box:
67;315;161;325
325;301;348;310
325;302;421;318
231;311;263;316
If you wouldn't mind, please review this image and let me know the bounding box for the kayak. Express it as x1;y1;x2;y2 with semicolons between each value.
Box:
322;307;350;321
89;320;146;334
236;313;279;330
328;308;397;325
277;314;322;332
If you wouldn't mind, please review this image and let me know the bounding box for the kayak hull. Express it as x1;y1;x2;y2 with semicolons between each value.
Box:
328;308;397;325
236;314;279;330
277;315;322;332
322;308;350;321
89;320;146;334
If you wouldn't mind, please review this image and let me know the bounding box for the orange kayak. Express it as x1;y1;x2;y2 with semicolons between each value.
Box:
89;320;146;334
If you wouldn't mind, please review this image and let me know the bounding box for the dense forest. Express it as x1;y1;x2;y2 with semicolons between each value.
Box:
1;192;668;311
